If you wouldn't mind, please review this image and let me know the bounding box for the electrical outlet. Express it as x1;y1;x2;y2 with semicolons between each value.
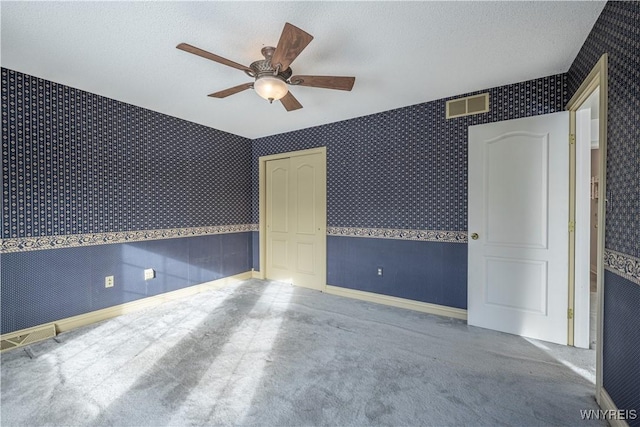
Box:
144;268;155;281
377;267;383;276
105;275;114;288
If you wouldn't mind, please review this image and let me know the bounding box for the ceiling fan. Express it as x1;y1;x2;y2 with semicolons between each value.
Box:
177;23;355;111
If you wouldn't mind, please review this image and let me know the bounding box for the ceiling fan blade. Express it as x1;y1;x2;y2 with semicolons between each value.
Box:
280;91;303;111
271;23;314;71
290;75;355;91
208;83;253;98
177;43;252;73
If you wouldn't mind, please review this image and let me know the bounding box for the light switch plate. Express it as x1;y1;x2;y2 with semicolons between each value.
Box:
144;269;155;281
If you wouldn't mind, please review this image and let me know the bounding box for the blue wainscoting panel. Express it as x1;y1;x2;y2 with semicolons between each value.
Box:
603;270;640;422
251;231;260;271
220;232;253;277
327;236;467;309
1;247;95;334
0;232;252;334
186;234;224;286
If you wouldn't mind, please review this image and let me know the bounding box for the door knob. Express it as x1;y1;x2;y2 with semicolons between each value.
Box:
471;233;479;240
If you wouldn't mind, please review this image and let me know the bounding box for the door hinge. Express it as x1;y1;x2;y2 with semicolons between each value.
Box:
570;134;575;145
569;221;575;233
568;308;574;320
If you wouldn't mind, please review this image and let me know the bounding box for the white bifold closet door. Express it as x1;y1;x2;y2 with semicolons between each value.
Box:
266;152;326;291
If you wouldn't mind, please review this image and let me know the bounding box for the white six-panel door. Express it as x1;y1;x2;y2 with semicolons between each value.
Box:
265;151;326;291
468;112;569;345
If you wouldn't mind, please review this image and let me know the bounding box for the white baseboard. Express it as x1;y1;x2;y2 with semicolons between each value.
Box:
8;271;252;337
251;270;263;279
599;387;631;427
324;285;467;320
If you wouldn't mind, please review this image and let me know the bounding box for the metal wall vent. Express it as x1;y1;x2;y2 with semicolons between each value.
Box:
1;324;56;352
446;93;489;119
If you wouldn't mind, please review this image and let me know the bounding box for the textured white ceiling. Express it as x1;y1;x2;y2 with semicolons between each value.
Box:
1;1;605;139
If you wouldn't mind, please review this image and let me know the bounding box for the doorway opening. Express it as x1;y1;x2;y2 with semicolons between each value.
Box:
566;53;608;401
574;88;600;351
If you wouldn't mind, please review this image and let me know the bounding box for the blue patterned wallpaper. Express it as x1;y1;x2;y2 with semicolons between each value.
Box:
252;74;566;232
567;1;640;420
1;68;252;241
567;1;639;260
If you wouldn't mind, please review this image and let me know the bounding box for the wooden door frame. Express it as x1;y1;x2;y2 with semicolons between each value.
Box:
258;147;327;285
566;53;607;400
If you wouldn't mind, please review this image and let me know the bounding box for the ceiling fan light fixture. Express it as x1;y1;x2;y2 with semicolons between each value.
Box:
254;75;288;103
177;22;355;111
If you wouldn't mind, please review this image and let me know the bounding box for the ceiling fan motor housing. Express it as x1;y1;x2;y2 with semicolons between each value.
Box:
247;46;293;82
